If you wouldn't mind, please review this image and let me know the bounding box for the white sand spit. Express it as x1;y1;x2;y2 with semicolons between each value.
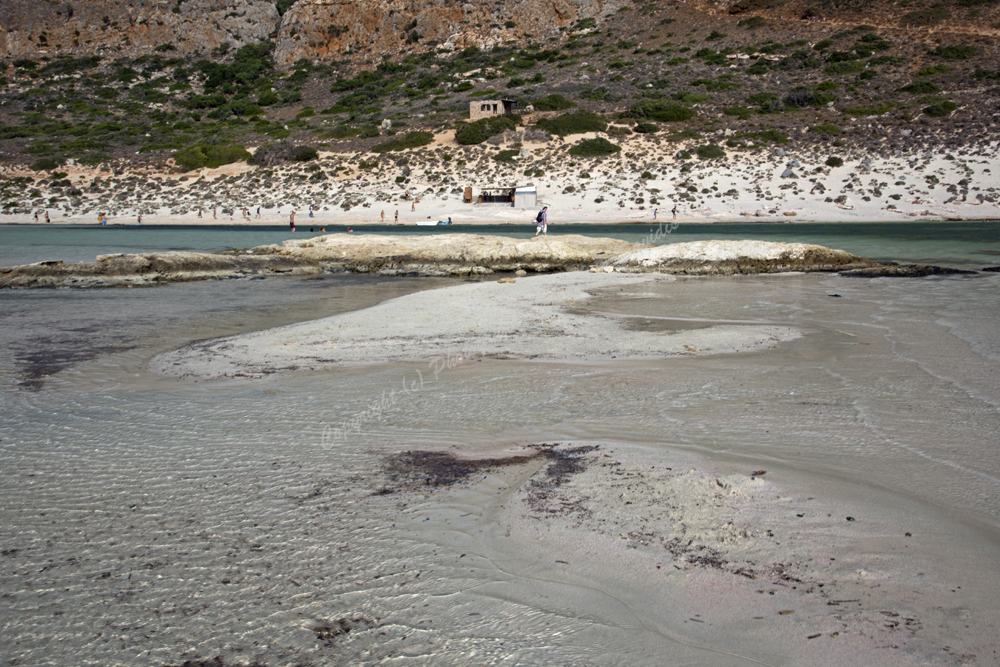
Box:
152;272;800;379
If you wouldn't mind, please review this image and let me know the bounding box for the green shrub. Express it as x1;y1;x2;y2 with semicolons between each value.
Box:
812;123;841;135
535;111;607;136
494;149;519;163
633;122;659;133
696;144;726;159
724;106;753;120
924;100;957;117
738;16;767;29
813;39;833;50
706;30;727;41
900;6;950;26
453;81;475;92
825;61;865;76
929;45;977;60
292;146;319;161
665;130;701;142
745;129;788;144
174;143;250;171
816;80;839;91
844;100;900;115
672;91;711;104
826;156;844;167
532;94;577;111
30;157;64;171
915;64;952;77
568;137;622;157
455;116;517;144
627;101;696;122
747;63;769;75
897;81;940;94
371;131;434;152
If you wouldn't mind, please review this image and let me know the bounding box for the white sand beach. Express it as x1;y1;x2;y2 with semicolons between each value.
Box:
3;134;999;226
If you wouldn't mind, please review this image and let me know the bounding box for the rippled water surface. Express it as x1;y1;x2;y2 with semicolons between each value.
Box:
2;228;999;666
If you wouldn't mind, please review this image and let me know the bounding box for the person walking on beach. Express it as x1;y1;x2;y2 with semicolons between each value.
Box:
671;205;678;220
213;207;217;220
535;206;548;236
411;200;416;212
34;211;39;223
44;210;50;223
136;213;142;225
381;210;385;223
289;210;296;232
256;206;261;219
653;208;658;220
394;210;399;224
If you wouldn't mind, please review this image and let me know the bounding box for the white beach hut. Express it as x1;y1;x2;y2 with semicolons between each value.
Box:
513;185;537;209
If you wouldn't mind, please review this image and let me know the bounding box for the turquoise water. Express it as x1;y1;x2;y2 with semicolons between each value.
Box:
2;221;998;269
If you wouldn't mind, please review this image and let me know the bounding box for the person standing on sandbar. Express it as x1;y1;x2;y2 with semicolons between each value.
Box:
289;209;296;232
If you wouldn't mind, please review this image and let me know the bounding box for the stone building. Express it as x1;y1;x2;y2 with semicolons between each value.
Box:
469;99;521;122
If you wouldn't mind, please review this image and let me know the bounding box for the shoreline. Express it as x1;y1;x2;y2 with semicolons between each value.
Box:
3;214;1000;226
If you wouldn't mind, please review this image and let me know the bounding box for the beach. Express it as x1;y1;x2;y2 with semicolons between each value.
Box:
2;234;999;665
4;134;1000;228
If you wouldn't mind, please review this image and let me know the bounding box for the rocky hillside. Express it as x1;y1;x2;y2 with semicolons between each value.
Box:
0;0;609;65
0;0;998;218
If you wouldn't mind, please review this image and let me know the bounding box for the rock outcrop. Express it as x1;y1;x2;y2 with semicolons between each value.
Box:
0;251;321;289
1;0;279;59
1;0;607;64
604;240;970;277
0;236;973;289
0;234;641;288
259;232;640;275
607;240;879;275
273;0;606;64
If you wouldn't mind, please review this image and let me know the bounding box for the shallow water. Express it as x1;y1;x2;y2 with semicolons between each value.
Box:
2;220;998;269
1;233;999;665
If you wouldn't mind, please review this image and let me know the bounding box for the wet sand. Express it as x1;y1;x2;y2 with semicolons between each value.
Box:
2;270;999;666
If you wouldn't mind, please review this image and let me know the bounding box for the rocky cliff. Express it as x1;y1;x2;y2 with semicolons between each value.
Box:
1;0;610;66
1;0;278;60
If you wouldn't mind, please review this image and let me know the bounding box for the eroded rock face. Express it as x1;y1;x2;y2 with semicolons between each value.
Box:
0;234;641;288
607;240;882;275
271;232;640;275
272;0;605;65
0;0;605;64
0;236;972;289
0;0;279;59
0;251;321;288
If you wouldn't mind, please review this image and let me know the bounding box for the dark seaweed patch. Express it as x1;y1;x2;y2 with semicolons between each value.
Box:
164;657;268;667
381;443;597;492
382;449;543;488
13;339;134;390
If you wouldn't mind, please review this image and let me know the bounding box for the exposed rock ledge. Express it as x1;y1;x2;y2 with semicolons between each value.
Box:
605;240;970;277
0;235;639;289
0;236;971;289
